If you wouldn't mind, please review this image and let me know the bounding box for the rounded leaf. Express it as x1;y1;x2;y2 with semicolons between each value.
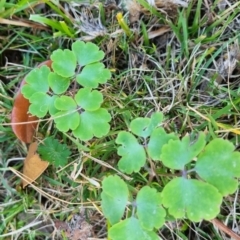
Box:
136;186;166;230
75;88;103;111
73;108;111;141
148;128;178;160
51;49;76;77
29;92;52;117
21;65;50;99
76;62;111;88
196;139;240;196
160;132;206;170
116;132;146;174
101;175;128;225
130;112;163;138
161;177;222;222
48;72;70;94
109;217;160;240
53;110;80;132
54;96;77;111
72;41;104;66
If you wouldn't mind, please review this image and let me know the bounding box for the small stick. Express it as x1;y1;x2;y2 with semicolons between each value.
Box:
210;218;240;240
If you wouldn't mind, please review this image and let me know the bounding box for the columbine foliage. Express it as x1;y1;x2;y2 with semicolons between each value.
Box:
21;41;111;141
38;136;71;167
101;112;240;238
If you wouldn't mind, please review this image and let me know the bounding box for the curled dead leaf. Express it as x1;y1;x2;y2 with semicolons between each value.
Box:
22;142;49;188
11;60;52;143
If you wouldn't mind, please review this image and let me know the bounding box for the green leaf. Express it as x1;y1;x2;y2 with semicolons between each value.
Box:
101;175;128;225
48;72;70;94
161;177;222;222
38;136;71;167
160;132;206;170
28;92;52;118
21;65;50;99
48;95;59;116
75;88;103;111
148;128;178;160
116;132;146;174
73;108;111;141
130;112;163;138
109;217;159;240
195;139;240;196
54;111;80;132
54;96;77;111
76;62;111;88
72;41;104;66
51;49;76;77
136;186;166;230
53;96;79;132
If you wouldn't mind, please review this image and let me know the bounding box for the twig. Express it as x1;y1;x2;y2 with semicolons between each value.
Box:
210;218;240;240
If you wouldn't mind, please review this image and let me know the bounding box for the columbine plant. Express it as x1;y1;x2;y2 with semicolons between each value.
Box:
101;112;240;239
21;41;111;141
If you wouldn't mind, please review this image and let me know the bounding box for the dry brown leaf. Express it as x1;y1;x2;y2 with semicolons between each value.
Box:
148;26;171;39
22;142;49;188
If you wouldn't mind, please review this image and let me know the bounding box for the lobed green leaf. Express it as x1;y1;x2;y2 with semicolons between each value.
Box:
160;132;206;170
28;92;52;118
130;112;163;138
75;88;103;111
195;139;240;196
101;175;128;225
51;49;76;77
38;136;71;167
136;186;166;230
72;41;104;66
161;177;222;222
54;96;77;111
109;217;159;240
116;132;146;174
21;65;50;99
53;110;80;132
48;72;70;94
73;108;111;141
76;62;111;88
148;128;178;160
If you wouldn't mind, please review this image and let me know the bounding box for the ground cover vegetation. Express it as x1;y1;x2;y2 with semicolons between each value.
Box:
1;0;240;239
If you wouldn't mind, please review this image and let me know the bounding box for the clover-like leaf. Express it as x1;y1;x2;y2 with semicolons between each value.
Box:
76;62;111;88
28;92;52;117
72;41;104;66
160;132;206;170
54;111;80;132
195;139;240;196
53;96;79;132
116;132;146;174
136;186;166;230
101;175;128;225
75;88;103;111
48;72;70;94
109;217;159;240
54;95;77;111
130;112;163;138
38;136;71;167
73;108;111;141
51;49;76;77
148;128;178;161
161;177;222;222
21;65;50;99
